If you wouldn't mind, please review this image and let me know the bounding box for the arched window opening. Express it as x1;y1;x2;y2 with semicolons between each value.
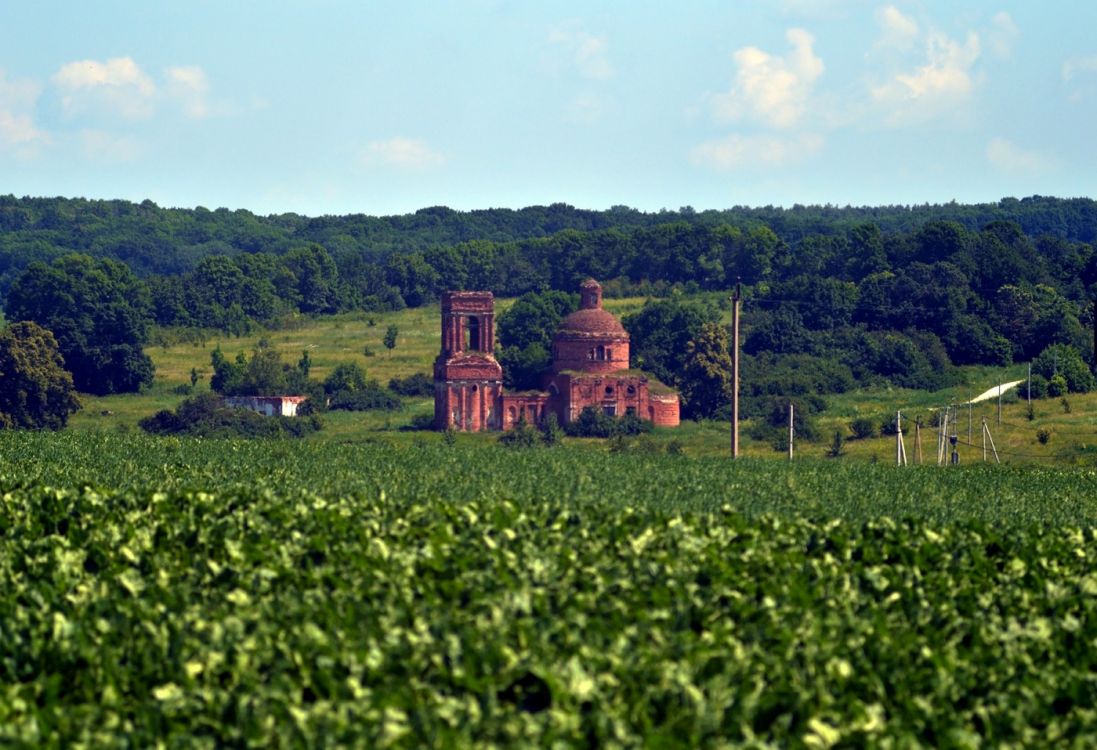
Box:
596;344;606;361
467;316;481;351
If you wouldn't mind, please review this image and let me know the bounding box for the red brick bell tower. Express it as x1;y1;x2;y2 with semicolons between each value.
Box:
433;291;504;431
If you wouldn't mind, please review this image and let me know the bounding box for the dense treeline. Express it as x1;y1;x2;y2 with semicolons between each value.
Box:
3;194;1097;303
2;194;1096;407
65;216;1097;348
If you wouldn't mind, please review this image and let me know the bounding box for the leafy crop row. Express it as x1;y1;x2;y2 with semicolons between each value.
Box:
3;432;1097;745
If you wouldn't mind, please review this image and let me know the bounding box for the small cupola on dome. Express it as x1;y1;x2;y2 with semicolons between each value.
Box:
579;279;602;310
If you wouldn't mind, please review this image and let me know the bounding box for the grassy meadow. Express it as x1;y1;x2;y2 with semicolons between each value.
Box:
66;296;1097;465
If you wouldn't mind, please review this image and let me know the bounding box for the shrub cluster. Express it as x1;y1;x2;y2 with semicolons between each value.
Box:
323;362;403;412
140;394;322;438
328;386;401;412
563;407;653;439
388;373;434;397
848;417;877;440
498;413;566;448
1032;344;1094;395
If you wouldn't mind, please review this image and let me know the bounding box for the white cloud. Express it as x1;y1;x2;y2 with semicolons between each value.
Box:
0;111;45;148
0;70;40;112
548;25;614;80
987;12;1018;59
986;137;1052;173
165;66;209;118
871;30;980;119
896;32;979;98
690;133;823;169
711;28;824;129
52;57;157;119
1062;55;1097;81
362;138;445;170
0;70;47;154
875;5;919;51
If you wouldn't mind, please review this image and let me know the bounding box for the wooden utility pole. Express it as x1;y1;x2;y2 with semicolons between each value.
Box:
788;402;794;462
983;420;1000;464
935;411;942;465
997;372;1002;426
898;414;908;466
937;409;949;466
731;279;741;459
915;419;923;464
1027;362;1032;408
896;411;902;466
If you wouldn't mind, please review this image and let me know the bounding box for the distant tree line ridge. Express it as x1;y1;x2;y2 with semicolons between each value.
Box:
2;193;1097;303
2;194;1096;404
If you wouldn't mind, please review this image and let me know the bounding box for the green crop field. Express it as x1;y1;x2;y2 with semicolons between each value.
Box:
4;431;1097;746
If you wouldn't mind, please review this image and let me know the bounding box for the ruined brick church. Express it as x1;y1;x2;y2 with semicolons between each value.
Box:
434;279;680;431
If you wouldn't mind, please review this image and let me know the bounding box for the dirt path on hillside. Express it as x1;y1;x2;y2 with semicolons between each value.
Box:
965;380;1024;404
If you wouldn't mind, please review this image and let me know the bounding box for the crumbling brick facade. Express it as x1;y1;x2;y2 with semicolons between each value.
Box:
435;280;680;431
433;291;504;431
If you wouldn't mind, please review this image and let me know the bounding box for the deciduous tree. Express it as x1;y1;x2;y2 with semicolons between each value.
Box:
0;321;81;429
679;322;733;419
4;254;154;394
383;325;398;356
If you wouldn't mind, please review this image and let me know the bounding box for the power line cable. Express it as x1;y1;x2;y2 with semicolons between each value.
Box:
952;437;1061;461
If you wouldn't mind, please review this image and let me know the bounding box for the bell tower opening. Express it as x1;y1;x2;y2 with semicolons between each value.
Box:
467;316;480;351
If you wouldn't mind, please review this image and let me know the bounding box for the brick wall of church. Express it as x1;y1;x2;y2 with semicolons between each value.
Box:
649;395;680;427
435;380;505;431
551;337;629;375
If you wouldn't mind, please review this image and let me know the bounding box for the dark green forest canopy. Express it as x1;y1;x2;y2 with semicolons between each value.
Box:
3;193;1097;287
4;255;155;394
2;194;1096;402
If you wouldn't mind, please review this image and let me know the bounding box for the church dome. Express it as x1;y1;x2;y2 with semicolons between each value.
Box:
556;307;628;338
555;280;627;338
551;280;630;374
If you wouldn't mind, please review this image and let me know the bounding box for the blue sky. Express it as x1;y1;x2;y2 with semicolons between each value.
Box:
1;1;1095;216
